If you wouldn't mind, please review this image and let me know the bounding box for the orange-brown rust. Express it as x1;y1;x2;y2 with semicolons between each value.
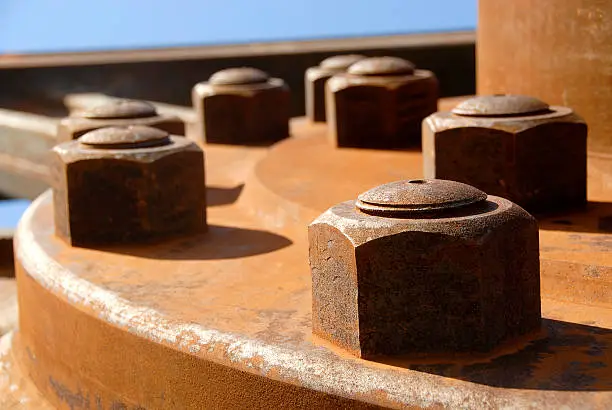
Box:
477;0;612;159
15;264;381;410
9;101;612;408
56;99;185;142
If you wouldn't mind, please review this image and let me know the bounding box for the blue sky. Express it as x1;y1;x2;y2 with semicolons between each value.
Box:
0;0;476;54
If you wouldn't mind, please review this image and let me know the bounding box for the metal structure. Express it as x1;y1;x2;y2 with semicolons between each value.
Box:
3;2;612;408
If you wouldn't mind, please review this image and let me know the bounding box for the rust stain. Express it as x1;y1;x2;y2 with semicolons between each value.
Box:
5;98;612;408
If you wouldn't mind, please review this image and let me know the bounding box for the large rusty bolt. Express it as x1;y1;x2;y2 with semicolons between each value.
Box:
191;67;290;145
423;94;587;213
52;125;206;247
309;179;541;359
326;56;438;149
305;54;366;122
57;99;185;143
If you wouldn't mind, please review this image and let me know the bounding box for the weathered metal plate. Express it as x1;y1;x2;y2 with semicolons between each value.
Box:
9;117;612;409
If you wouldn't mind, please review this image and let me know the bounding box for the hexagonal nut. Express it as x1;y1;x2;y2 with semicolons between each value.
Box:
309;179;541;359
326;56;438;149
57;99;185;143
51;126;206;247
305;54;366;122
422;95;587;213
192;67;290;145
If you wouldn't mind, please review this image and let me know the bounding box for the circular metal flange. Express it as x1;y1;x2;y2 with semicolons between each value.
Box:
356;179;487;216
79;100;158;120
209;67;271;85
79;126;171;149
452;95;551;117
347;56;416;76
319;54;366;71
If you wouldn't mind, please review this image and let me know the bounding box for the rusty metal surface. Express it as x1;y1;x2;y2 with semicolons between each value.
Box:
0;32;475;121
56;100;185;143
310;179;540;358
7;114;612;408
423;95;587;213
192;68;290;145
51;126;206;247
0;91;469;202
477;0;612;160
305;54;366;122
326;57;438;149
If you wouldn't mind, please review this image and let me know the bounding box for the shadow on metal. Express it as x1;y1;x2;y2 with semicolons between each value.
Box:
207;184;245;207
96;224;293;260
376;319;612;391
538;201;612;234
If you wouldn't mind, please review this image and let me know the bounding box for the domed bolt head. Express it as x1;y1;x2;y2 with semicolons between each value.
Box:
209;67;271;86
319;54;367;71
356;179;487;216
309;178;541;358
78;99;158;120
326;56;438;149
423;94;587;213
347;56;416;76
192;67;290;145
451;94;551;117
306;54;367;122
79;125;171;149
57;98;185;142
51;126;206;247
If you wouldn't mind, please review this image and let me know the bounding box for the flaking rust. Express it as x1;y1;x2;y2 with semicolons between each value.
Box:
51;125;206;247
309;179;541;358
191;67;291;145
423;94;587;213
326;56;438;149
305;54;366;123
7;108;612;409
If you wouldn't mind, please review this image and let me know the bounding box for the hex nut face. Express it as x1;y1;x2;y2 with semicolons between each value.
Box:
309;179;541;359
51;127;206;247
192;67;291;145
56;99;185;143
423;96;587;212
305;54;366;122
326;57;438;149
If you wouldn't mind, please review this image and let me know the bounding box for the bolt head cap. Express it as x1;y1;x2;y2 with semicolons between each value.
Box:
79;126;171;149
209;67;270;85
320;54;366;70
356;179;487;216
452;95;550;117
348;56;415;76
79;99;158;120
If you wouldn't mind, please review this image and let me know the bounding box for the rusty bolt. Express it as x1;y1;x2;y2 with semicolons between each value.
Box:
57;99;185;143
51;125;206;247
326;56;438;149
305;54;366;122
191;67;290;145
309;178;541;358
423;94;587;212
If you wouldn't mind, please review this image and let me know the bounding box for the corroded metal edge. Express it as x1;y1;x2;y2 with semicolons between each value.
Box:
15;192;428;409
15;191;612;409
